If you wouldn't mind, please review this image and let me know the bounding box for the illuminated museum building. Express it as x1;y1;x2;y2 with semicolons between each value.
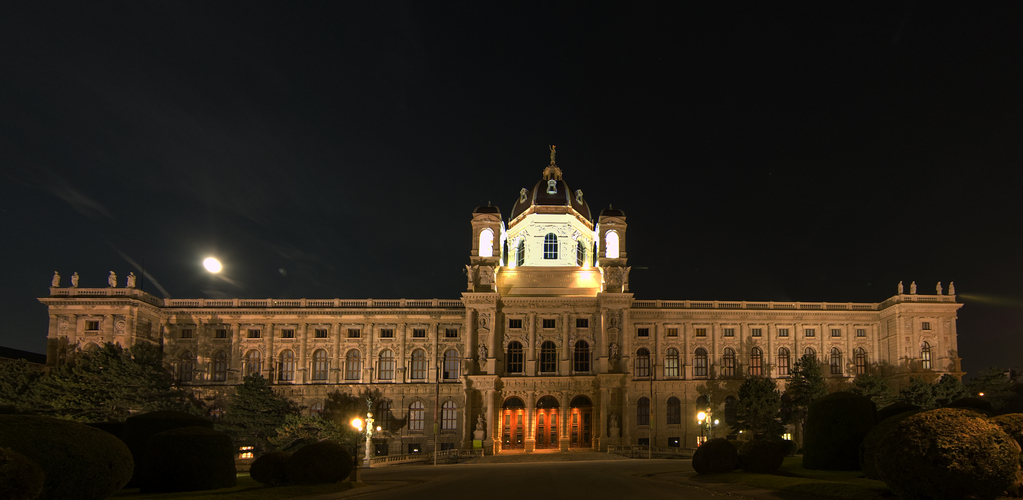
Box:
40;155;963;454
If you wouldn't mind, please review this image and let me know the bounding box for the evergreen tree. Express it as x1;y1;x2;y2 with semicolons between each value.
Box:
269;414;358;452
966;367;1019;411
734;377;782;439
897;376;936;408
224;374;298;453
783;354;827;444
0;358;45;412
932;374;968;407
848;374;894;407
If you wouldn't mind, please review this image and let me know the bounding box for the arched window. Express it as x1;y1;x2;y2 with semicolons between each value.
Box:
694;348;708;377
212;351;228;381
921;342;931;369
506;341;524;374
312;349;328;381
635;348;651;377
777;347;790;377
178;351;194;382
443;349;460;380
345;349;361;380
573;340;590;373
540;341;557;373
666;397;681;425
377;400;393;431
637;397;650;426
855;348;867;375
309;402;324;416
749;347;763;377
442;400;458;430
605;230;619;259
804;347;816;361
516;239;525;267
244;350;261;376
479;228;494;257
409;401;425;432
278;350;295;381
378;349;395;381
665;348;679;378
543;233;558;259
411;349;427;380
576;240;585;266
830;347;842;375
721;348;736;377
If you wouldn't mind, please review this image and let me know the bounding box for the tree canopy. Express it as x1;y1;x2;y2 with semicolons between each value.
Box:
734;377;782;439
223;374;299;452
848;374;894;407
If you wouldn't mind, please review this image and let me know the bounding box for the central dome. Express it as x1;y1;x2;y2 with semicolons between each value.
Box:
509;162;592;226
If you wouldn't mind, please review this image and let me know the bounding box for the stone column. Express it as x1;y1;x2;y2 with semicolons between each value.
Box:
484;389;496;455
365;322;375;382
232;322;242;383
561;312;571;375
428;323;439;383
265;323;275;380
622;386;631;443
525;391;536;452
461;387;473;449
487;310;498;375
299;323;309;383
464;309;475;375
398;323;407;383
559;395;571;451
332;322;342;384
527;312;537;376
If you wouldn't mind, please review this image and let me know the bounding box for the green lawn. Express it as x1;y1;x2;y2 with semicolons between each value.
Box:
111;475;361;500
689;457;894;500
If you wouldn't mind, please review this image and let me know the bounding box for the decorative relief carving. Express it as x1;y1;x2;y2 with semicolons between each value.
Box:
114;318;126;336
477;312;490;331
58;316;70;336
608;310;622;329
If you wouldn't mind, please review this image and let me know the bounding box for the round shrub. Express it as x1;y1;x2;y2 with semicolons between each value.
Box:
738;440;784;473
947;397;994;414
876;408;1020;500
991;414;1023;496
122;410;213;487
779;439;797;456
140;426;236;493
691;438;738;474
285;441;353;484
876;402;920;423
251;451;292;486
0;415;133;500
803;392;876;470
860;409;923;479
86;421;125;437
0;447;45;500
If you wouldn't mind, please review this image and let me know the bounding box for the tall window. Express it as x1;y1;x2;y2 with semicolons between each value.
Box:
637;397;650;426
540;341;557;373
749;347;763;376
378;349;395;381
312;349;328;381
543;233;558;259
694;348;708;377
666;397;681;425
605;230;619;259
310;402;324;416
244;350;261;376
345;349;361;380
442;400;458;430
777;348;790;377
377;401;393;431
665;348;679;378
721;348;736;377
805;347;816;360
479;228;494;257
278;350;295;381
178;351;194;382
855;348;867;375
443;349;460;380
576;241;585;266
516;239;525;266
409;401;425;432
830;348;842;375
411;349;427;380
212;351;228;381
506;342;524;373
921;342;931;369
573;340;590;372
635;348;651;377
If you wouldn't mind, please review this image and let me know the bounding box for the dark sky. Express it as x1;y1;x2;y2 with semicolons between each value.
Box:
2;2;1021;378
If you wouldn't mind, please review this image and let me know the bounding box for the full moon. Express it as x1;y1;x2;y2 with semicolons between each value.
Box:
203;257;222;273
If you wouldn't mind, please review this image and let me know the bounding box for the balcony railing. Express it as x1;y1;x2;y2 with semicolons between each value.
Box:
48;288;464;309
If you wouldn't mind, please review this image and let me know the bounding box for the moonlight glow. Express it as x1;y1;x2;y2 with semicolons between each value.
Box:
203;257;222;273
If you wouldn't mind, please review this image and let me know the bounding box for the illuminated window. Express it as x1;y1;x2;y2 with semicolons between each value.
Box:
573;340;590;373
178;351;194;382
695;328;707;337
777;348;790;377
411;349;427;380
750;347;763;376
665;348;679;378
805;328;816;337
543;233;558;259
479;228;494;257
637;397;650;426
443;349;460;380
378;349;395;380
244;350;261;376
314;328;328;338
666;328;678;337
247;329;260;339
751;328;762;337
855;348;867;375
856;328;866;338
605;230;619;259
278;350;295;381
212;351;228;381
281;329;295;339
516;239;525;266
635;348;651;378
409;401;425;432
666;397;681;425
509;319;523;329
723;328;734;337
576;241;585;266
694;348;708;377
831;329;841;338
540;341;557;373
778;328;789;337
506;341;524;374
921;342;931;369
377;400;392;431
345;350;361;380
804;347;816;360
181;328;193;339
721;348;736;377
312;349;328;381
238;446;254;459
215;328;228;339
830;348;842;375
442;400;458;430
413;328;426;338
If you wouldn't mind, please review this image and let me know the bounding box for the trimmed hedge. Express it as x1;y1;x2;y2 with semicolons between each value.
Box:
285;441;353;484
876;402;920;423
779;439;797;456
859;409;923;479
251;451;292;486
0;415;133;500
140;426;237;493
991;414;1023;497
738;440;784;473
803;392;876;470
691;438;738;474
0;447;45;500
122;410;213;487
876;408;1020;500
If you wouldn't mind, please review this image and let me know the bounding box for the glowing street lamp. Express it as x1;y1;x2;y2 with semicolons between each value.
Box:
697;411;707;445
351;412;376;468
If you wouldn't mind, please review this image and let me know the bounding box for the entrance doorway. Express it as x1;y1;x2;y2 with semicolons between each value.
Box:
570;395;592;448
535;396;560;449
502;397;525;449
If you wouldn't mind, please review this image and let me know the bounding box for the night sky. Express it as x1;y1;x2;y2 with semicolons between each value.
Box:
2;3;1021;378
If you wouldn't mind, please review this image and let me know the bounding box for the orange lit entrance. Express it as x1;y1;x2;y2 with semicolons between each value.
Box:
502;397;525;449
535;396;560;449
570;396;593;448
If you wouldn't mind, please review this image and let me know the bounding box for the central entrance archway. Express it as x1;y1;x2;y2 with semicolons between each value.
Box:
535;395;560;449
502;397;525;449
570;395;592;448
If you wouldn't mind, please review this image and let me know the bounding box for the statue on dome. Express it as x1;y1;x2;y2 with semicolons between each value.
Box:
126;272;137;288
910;281;917;294
549;144;556;164
949;282;955;295
71;272;79;287
51;272;60;287
898;281;903;294
936;282;943;295
108;271;117;287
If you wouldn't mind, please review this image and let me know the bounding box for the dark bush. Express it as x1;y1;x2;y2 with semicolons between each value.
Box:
876;402;920;423
876;408;1020;500
0;447;45;500
803;392;876;470
122;410;213;487
0;415;133;500
859;409;923;479
947;397;995;414
738;440;784;473
691;438;738;474
285;440;353;484
779;439;797;456
86;421;125;437
991;414;1023;496
251;451;292;486
140;426;236;493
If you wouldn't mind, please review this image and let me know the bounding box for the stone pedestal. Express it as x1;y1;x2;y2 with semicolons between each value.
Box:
525;438;536;452
598;434;621;452
559;437;570;452
483;438;495;455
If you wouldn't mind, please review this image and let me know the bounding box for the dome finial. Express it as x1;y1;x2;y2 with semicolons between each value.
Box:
543;145;563;180
549;144;556;164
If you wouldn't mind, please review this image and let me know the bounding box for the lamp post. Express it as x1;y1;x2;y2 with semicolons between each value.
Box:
697;411;706;446
351;413;378;468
